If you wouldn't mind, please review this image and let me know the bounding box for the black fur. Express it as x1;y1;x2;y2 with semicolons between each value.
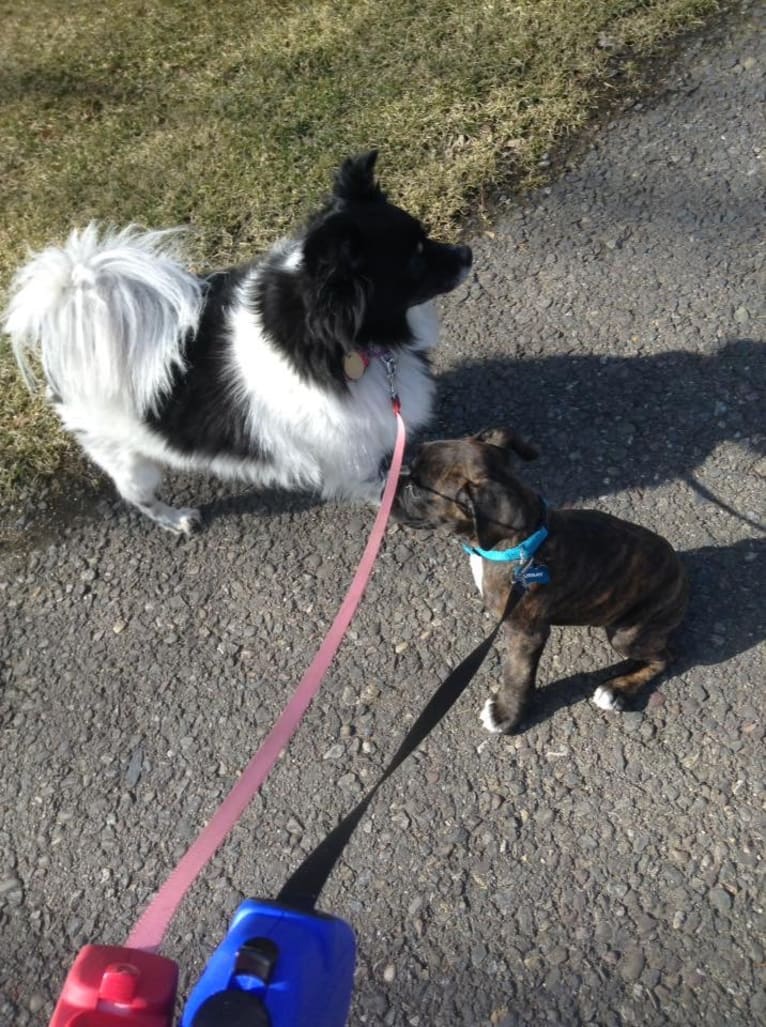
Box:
147;151;472;456
146;268;272;462
332;149;386;203
251;235;367;392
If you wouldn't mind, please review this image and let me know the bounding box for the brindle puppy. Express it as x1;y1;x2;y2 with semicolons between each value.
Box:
394;428;689;733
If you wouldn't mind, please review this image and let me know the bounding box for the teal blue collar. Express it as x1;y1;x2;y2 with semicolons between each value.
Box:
462;523;548;563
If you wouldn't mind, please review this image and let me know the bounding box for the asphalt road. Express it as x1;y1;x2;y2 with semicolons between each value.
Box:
1;5;764;1025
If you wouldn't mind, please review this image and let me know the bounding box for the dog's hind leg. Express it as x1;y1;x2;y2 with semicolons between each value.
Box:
593;623;672;711
79;435;201;534
595;568;687;711
480;623;550;734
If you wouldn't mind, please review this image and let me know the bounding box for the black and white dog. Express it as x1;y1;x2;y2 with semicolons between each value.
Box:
4;151;472;532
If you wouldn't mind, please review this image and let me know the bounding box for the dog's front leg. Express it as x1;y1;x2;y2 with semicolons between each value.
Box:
480;622;550;734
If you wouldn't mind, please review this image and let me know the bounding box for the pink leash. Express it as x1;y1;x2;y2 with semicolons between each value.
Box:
126;411;406;953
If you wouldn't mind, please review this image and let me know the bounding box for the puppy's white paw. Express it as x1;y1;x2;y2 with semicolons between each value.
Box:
592;685;625;712
480;697;513;734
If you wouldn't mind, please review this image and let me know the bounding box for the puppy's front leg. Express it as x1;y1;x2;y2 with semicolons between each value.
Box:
481;622;550;734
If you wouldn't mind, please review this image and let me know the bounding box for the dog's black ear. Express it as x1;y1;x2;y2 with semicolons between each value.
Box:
475;427;539;462
303;213;370;351
333;150;385;204
461;481;524;550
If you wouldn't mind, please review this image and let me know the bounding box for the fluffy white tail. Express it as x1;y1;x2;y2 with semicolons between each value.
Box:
2;224;203;415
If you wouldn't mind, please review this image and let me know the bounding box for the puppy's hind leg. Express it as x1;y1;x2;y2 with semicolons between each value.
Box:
80;436;201;534
592;623;672;712
481;623;550;734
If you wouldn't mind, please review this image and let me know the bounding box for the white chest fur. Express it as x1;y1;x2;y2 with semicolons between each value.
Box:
469;553;484;596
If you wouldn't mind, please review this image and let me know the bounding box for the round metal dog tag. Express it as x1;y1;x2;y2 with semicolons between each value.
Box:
343;351;367;381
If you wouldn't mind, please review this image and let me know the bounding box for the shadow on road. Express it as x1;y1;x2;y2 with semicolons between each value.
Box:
196;338;764;531
675;534;765;670
435;338;763;512
197;486;324;526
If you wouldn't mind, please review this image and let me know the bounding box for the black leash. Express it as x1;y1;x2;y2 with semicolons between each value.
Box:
278;582;527;909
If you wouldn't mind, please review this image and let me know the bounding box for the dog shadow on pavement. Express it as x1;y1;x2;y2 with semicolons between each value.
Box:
435;338;763;517
173;337;766;531
196;485;324;527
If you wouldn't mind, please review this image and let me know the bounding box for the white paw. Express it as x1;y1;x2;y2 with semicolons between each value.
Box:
480;697;512;734
592;685;625;712
175;507;202;535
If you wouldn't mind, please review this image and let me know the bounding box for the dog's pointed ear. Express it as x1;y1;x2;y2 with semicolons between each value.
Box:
460;480;522;551
475;427;539;462
303;213;369;351
332;150;384;204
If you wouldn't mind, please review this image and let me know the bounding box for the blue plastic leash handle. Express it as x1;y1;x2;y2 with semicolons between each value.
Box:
181;898;356;1027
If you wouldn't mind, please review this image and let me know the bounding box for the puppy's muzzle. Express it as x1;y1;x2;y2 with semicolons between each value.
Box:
392;467;430;525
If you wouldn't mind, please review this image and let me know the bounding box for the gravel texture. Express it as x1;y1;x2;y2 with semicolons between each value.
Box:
1;6;764;1025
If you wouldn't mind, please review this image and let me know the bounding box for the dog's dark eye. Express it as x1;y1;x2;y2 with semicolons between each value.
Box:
415;241;424;255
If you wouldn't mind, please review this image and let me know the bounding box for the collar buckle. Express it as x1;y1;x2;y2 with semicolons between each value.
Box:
513;558;551;589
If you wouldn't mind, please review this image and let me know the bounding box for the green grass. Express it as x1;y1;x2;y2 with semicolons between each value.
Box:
0;0;722;505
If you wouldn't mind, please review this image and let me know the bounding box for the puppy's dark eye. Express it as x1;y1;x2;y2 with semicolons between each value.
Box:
415;241;424;255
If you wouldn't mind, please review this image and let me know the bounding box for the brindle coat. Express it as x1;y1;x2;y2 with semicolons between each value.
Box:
393;428;689;733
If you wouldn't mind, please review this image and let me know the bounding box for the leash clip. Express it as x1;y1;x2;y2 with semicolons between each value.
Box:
378;350;400;414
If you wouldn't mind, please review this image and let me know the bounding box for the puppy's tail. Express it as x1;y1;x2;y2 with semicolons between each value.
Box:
2;224;203;415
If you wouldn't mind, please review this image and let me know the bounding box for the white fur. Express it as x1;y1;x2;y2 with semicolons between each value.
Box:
223;273;435;499
4;224;202;416
592;685;624;711
469;553;484;595
480;697;509;734
3;225;440;529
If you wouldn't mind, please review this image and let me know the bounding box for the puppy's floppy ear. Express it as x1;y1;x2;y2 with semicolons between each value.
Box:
460;480;524;551
303;212;370;351
333;150;385;204
475;427;539;462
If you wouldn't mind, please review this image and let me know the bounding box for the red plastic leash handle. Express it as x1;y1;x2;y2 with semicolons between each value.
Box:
49;945;178;1027
125;411;407;953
